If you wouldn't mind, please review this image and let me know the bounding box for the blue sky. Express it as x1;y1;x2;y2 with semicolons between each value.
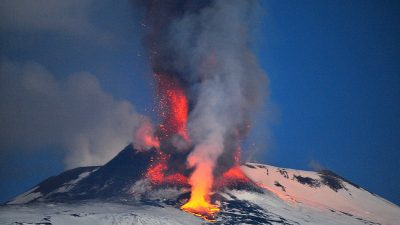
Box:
0;0;399;205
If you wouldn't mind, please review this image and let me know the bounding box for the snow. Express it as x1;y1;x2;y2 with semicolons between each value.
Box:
241;163;400;225
8;187;42;205
0;202;203;225
8;168;98;205
53;170;94;193
2;162;399;224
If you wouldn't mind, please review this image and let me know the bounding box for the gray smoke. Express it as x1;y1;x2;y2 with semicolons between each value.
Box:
137;0;268;189
0;60;147;168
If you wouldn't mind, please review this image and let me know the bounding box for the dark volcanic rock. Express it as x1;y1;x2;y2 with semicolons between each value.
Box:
68;145;156;199
15;145;158;203
318;170;347;192
34;166;100;196
293;175;321;188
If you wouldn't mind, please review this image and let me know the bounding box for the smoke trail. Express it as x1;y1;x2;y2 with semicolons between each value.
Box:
137;0;266;169
136;0;267;207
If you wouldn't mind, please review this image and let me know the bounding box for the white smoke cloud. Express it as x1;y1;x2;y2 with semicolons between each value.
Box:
0;60;146;168
174;0;267;172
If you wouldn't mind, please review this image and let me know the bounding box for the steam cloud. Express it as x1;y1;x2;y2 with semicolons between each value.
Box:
137;0;267;187
0;60;147;168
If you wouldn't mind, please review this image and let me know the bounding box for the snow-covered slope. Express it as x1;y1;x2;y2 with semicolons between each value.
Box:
1;146;399;225
241;163;400;225
7;144;154;203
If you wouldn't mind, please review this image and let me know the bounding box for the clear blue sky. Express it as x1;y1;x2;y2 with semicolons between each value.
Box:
0;0;399;205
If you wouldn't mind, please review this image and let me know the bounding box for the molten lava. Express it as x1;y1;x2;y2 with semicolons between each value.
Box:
154;73;220;219
144;146;255;221
155;73;190;141
181;195;220;222
222;166;250;182
180;159;220;221
145;149;188;186
149;73;258;221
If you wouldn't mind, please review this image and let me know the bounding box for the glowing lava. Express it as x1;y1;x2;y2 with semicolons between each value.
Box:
145;149;188;186
155;73;190;141
181;196;220;222
180;161;220;221
222;166;250;182
154;73;221;219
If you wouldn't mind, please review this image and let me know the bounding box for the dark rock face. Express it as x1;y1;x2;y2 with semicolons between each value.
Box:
244;164;257;169
318;170;361;189
293;175;320;188
67;145;156;199
17;145;158;202
274;181;286;192
34;166;100;196
14;145;261;203
277;169;289;179
318;170;347;192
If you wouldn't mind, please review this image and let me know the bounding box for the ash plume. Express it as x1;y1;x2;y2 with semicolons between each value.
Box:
0;60;147;168
136;0;267;185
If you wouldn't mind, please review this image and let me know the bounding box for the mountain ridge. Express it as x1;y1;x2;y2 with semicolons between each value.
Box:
2;145;399;225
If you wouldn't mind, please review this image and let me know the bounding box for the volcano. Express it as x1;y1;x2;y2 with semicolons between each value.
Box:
1;145;399;225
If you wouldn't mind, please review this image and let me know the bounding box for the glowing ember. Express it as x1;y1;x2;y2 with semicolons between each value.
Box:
151;74;256;221
155;73;190;142
145;150;188;186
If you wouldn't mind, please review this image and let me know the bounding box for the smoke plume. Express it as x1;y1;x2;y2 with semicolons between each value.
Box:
0;60;147;168
136;0;268;198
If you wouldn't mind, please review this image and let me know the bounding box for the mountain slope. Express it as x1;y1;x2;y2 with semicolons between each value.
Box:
8;144;155;203
2;145;399;225
241;163;400;225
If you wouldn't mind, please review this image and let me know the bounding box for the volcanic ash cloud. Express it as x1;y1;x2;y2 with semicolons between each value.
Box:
136;0;268;215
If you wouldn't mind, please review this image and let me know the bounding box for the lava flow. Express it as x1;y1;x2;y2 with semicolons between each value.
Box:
137;0;267;221
180;162;220;222
181;198;220;222
151;73;222;220
150;73;260;221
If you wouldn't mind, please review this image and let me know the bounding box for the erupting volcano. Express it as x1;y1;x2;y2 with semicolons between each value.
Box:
2;1;400;225
154;74;221;220
135;0;268;220
145;72;256;221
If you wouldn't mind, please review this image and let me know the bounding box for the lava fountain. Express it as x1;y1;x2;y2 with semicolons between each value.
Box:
154;73;190;143
154;73;220;218
135;0;268;221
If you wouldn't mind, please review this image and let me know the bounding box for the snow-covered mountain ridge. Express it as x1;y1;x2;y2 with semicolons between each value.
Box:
1;145;399;225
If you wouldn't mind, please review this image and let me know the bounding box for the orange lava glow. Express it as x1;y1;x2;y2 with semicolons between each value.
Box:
181;196;220;222
152;74;257;221
155;74;190;141
145;150;188;186
180;161;220;221
135;121;160;149
142;128;160;148
222;166;250;182
143;135;160;149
